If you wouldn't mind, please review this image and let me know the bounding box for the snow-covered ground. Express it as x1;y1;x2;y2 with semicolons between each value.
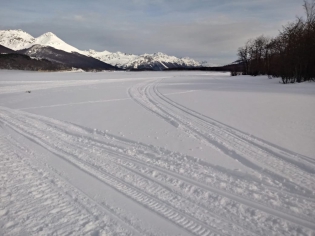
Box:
0;70;314;236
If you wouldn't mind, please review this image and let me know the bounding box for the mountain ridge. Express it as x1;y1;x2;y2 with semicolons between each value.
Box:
18;44;117;71
0;29;210;70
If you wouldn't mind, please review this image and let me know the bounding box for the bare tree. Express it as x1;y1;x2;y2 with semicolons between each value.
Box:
304;0;315;22
237;40;252;75
237;0;315;83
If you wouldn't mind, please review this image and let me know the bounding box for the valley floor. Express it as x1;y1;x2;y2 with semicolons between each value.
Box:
0;70;314;235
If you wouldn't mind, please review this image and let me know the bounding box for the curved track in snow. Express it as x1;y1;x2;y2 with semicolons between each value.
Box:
128;79;315;193
128;78;315;232
0;76;314;235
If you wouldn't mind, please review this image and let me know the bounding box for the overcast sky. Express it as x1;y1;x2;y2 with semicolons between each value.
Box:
0;0;305;64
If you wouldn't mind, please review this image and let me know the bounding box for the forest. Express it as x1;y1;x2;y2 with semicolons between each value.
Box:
237;0;315;83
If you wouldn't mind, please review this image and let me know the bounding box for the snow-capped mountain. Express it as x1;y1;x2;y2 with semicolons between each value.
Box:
83;50;139;68
83;51;202;70
0;30;35;51
0;29;82;53
0;44;71;71
0;29;209;70
18;45;117;71
33;32;81;53
123;52;201;70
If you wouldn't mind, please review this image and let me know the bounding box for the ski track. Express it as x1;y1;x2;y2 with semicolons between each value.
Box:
0;131;135;236
128;79;315;193
127;79;315;231
0;76;314;235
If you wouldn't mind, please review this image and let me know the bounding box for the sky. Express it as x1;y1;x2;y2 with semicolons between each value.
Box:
0;0;305;65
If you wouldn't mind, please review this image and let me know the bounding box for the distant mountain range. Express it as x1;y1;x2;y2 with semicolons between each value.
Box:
0;29;211;71
0;45;70;71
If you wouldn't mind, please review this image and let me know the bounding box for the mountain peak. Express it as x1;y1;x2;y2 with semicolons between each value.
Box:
44;32;57;37
0;29;33;36
0;29;210;70
34;32;80;53
0;29;80;53
45;32;55;35
0;29;35;50
37;32;59;40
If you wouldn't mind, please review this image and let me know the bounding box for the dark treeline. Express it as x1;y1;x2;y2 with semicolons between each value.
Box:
0;53;71;71
163;63;243;72
237;0;315;83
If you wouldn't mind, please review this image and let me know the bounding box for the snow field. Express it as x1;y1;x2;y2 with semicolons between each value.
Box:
0;71;314;235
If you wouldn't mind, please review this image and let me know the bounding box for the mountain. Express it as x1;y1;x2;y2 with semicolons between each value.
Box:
0;45;72;71
126;53;201;70
33;32;82;53
82;51;202;70
0;29;209;70
18;45;117;71
0;30;35;50
0;53;70;71
83;50;138;68
0;29;81;53
0;45;16;54
0;44;71;71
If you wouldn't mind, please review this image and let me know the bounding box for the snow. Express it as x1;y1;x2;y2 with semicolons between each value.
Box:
34;32;81;53
80;50;203;69
82;50;139;68
1;30;207;69
124;52;202;69
0;29;84;53
0;29;34;50
0;70;314;235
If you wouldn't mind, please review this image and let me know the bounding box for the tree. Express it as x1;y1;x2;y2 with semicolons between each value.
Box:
237;0;315;83
237;40;251;75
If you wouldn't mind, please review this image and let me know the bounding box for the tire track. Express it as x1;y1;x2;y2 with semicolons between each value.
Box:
0;133;134;236
128;79;315;195
155;83;315;175
1;106;315;235
0;108;231;236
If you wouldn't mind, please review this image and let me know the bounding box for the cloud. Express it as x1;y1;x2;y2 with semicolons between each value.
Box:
0;0;304;64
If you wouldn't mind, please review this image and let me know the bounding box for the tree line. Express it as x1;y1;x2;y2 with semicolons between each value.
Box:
237;0;315;83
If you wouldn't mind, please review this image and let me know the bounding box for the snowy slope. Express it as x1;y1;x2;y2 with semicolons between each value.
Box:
34;32;81;53
18;45;117;71
0;29;35;50
0;29;208;70
123;52;201;70
82;50;139;68
82;50;203;70
0;29;81;53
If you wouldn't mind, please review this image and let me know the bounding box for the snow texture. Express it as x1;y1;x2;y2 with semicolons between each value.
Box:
0;70;314;236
